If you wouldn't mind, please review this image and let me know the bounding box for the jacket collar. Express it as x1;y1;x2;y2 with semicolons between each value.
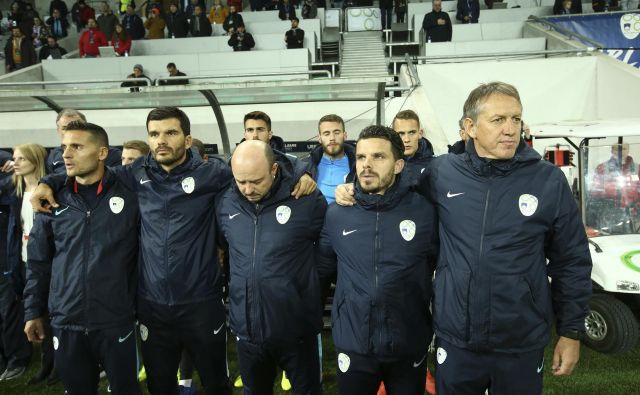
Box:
405;138;434;162
464;138;541;177
143;149;201;175
354;173;409;211
310;142;356;168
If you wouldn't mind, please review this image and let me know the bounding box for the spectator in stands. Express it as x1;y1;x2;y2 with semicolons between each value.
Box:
49;0;69;20
456;0;479;24
112;23;131;56
223;6;244;34
209;0;229;25
97;2;119;43
379;0;393;30
7;2;25;31
31;16;50;48
301;0;318;18
4;26;37;72
78;17;107;57
185;0;206;17
72;0;96;32
228;23;255;51
39;35;68;60
121;140;150;165
620;0;637;10
166;2;189;38
285;17;305;49
117;0;134;15
189;5;212;36
159;62;189;85
228;0;243;11
46;9;69;39
278;0;297;20
123;4;146;40
395;0;407;23
423;0;452;42
553;0;583;13
145;8;166;39
593;0;619;11
121;64;152;91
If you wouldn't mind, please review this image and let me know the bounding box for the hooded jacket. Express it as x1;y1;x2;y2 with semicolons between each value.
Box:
23;169;140;330
217;166;327;345
318;175;438;358
424;140;592;352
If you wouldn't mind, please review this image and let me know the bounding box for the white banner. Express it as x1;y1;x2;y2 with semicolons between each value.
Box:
346;7;382;32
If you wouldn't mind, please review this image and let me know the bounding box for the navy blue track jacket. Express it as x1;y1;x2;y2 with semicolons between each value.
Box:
318;176;438;358
217;167;327;345
424;140;592;353
23;169;140;331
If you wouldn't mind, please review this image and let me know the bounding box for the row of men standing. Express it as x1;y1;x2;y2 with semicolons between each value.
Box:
4;81;591;395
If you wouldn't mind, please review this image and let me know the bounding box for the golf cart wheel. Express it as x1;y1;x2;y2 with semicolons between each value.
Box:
583;294;639;354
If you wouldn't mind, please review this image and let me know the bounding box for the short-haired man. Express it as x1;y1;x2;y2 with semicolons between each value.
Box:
425;81;593;395
159;62;189;85
285;17;304;49
242;111;316;195
122;4;145;40
422;0;452;42
217;140;327;395
4;26;37;72
189;4;212;37
39;36;68;61
228;23;255;51
48;109;122;174
447;116;468;154
121;140;150;165
32;106;316;395
318;125;438;395
305;114;355;204
97;2;119;43
78;18;108;58
336;82;592;395
392;109;434;180
23;121;141;394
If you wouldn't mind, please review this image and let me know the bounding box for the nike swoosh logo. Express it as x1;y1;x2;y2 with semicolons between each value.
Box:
342;229;357;236
118;330;133;343
413;354;426;368
537;360;544;373
52;161;62;166
213;323;225;335
447;191;465;198
54;206;69;216
421;168;425;174
140;179;152;184
228;213;240;219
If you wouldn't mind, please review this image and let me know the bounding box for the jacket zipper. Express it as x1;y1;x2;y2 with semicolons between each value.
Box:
374;210;382;353
164;194;171;305
474;187;491;346
251;203;260;341
83;210;91;334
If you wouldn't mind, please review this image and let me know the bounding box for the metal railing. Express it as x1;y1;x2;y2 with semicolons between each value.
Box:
528;15;604;49
414;48;597;63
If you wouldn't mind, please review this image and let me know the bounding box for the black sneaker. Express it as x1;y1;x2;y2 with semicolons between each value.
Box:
0;366;26;381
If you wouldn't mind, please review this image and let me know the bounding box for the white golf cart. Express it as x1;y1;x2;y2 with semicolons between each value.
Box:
533;121;640;354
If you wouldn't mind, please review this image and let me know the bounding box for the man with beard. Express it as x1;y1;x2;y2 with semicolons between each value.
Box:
305;114;355;204
318;125;438;394
30;106;317;395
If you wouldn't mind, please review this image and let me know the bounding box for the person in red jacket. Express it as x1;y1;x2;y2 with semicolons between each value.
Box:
78;18;107;57
111;23;131;56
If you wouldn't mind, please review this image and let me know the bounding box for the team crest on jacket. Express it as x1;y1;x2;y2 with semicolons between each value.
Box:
518;194;538;217
140;324;149;342
276;205;291;224
109;197;124;214
399;220;416;241
338;353;350;373
181;177;195;194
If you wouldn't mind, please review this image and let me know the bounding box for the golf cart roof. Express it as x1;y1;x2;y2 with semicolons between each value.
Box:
530;118;640;140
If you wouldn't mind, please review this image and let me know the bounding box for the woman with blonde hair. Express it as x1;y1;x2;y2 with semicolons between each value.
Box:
0;143;50;383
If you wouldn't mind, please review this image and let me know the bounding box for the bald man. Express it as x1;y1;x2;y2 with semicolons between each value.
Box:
216;141;327;395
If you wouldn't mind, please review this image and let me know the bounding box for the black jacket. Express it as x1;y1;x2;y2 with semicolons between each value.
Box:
122;13;145;40
228;31;255;51
189;14;212;37
318;176;438;357
424;141;592;352
447;139;465;154
285;28;304;49
304;142;356;181
278;3;297;20
422;10;452;42
404;137;434;184
47;146;122;175
166;11;189;38
223;13;243;32
49;0;69;18
217;167;327;345
456;0;479;23
46;16;69;38
39;44;68;61
23;169;140;331
159;70;189;85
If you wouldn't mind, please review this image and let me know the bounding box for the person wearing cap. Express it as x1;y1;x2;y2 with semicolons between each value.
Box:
227;23;254;51
144;8;166;39
121;64;152;91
